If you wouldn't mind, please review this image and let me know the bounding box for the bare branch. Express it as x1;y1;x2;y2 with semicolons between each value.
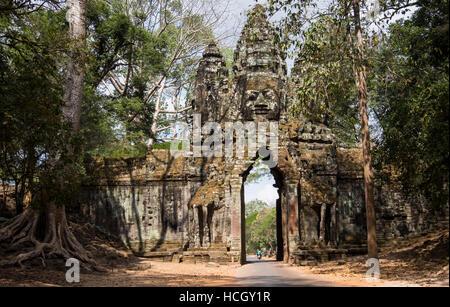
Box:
108;71;125;95
156;126;172;132
159;106;192;114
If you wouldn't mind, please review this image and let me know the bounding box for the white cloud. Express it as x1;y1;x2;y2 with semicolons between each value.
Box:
244;178;279;207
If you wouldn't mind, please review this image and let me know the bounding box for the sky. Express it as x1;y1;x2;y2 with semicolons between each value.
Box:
244;176;279;207
214;0;261;47
215;0;416;56
244;164;279;207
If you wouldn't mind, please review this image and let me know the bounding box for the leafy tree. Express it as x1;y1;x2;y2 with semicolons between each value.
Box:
0;0;235;266
94;0;230;153
73;0;235;157
266;0;449;258
246;206;277;255
245;159;271;185
291;16;360;146
371;0;449;209
0;0;99;267
0;6;69;214
245;199;269;218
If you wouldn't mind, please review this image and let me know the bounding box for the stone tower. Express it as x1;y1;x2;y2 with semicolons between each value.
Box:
193;5;287;123
232;4;287;121
192;42;230;123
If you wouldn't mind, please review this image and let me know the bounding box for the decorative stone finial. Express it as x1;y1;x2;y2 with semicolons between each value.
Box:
203;42;222;58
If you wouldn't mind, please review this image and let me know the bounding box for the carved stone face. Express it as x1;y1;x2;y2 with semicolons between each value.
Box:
244;77;280;112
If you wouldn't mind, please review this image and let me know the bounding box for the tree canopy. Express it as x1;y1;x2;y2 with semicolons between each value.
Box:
371;0;449;209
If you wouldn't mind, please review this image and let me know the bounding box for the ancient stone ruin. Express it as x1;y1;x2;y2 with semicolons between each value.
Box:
80;5;448;265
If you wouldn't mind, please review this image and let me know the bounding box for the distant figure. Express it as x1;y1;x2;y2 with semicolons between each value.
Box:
256;249;262;260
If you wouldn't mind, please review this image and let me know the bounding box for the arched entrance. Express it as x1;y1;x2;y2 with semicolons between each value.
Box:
241;160;284;263
227;149;300;265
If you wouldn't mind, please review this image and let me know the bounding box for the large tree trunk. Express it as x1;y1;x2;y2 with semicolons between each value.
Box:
352;0;378;259
0;200;93;266
0;0;96;268
63;0;86;134
146;76;167;151
15;179;24;215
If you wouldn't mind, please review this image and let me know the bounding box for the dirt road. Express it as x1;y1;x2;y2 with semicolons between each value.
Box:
235;256;338;287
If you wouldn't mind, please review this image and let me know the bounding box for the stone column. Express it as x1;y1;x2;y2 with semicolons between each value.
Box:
202;205;210;248
182;182;191;246
193;205;201;248
280;186;289;262
319;203;327;244
286;181;300;259
275;197;283;261
330;203;337;247
230;177;243;263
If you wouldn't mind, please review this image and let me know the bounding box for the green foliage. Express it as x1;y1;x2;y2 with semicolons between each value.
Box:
81;0;219;157
245;205;277;254
371;0;449;208
0;6;86;209
0;0;226;216
152;142;172;150
265;0;365;146
245;160;271;185
150;141;185;150
245;199;269;218
291;16;360;146
85;0;170;85
81;0;173;157
246;211;258;226
220;46;235;74
267;0;449;209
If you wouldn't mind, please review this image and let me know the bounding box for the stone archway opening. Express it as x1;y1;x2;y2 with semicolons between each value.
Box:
241;159;284;263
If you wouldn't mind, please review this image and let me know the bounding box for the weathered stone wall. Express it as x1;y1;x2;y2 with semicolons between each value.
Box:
375;184;448;240
335;147;448;247
81;152;242;261
80;155;202;253
81;183;191;252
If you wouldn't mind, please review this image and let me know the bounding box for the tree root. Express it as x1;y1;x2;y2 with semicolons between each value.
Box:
0;204;99;270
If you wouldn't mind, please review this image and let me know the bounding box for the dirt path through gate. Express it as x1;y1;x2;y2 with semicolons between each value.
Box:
234;256;446;287
236;256;338;287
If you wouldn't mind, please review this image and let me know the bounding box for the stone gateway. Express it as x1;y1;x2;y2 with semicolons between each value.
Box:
80;5;447;265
